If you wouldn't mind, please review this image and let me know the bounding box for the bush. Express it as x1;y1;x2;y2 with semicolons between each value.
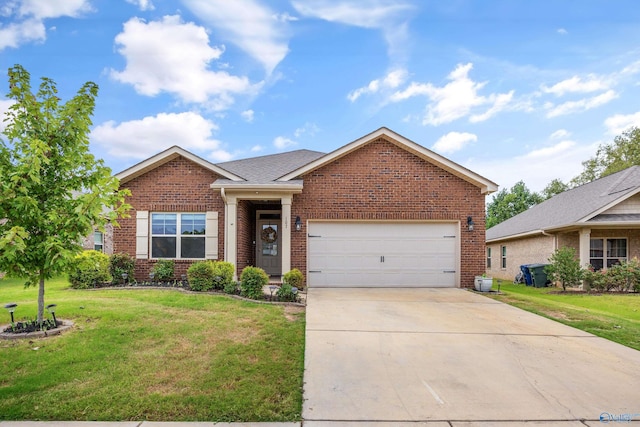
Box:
69;250;112;289
152;259;175;281
212;261;235;290
545;247;583;291
109;253;135;284
223;281;239;295
283;268;304;290
276;282;298;302
187;261;215;291
240;266;268;300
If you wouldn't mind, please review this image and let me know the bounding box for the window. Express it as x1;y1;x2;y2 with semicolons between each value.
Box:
590;238;627;270
94;231;104;252
151;213;206;259
486;247;492;269
501;245;507;269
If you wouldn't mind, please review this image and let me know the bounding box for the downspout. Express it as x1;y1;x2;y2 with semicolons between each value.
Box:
220;187;228;261
541;230;557;251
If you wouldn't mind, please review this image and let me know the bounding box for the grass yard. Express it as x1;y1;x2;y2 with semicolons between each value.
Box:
488;282;640;351
0;276;305;422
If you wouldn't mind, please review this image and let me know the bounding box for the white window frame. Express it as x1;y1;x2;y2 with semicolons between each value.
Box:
151;213;206;260
589;237;627;270
94;231;104;252
486;247;492;269
501;245;507;269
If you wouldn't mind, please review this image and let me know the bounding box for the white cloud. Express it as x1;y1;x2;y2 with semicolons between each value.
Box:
557;28;568;35
251;145;264;152
208;149;233;162
604;111;640;135
294;122;319;138
0;0;90;50
348;68;407;102
541;74;610;96
292;0;414;62
92;112;225;160
390;63;514;126
432;132;477;154
125;0;154;11
110;16;257;108
273;12;298;22
18;0;92;19
470;140;600;193
181;0;290;74
273;136;297;149
545;90;618;118
550;129;571;139
241;109;255;123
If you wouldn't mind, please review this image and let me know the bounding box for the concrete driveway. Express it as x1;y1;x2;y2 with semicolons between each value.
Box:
302;288;640;425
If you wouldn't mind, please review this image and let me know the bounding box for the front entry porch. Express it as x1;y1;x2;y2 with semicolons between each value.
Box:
221;191;297;280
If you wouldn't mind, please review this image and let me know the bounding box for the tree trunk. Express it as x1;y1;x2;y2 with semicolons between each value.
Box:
38;271;45;324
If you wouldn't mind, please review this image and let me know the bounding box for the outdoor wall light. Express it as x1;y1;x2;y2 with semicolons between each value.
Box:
467;216;475;232
46;303;58;326
295;216;302;231
4;303;17;324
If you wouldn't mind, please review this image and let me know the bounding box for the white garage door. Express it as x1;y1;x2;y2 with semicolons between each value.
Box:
307;222;458;288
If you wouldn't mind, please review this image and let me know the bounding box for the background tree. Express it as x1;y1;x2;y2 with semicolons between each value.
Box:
541;178;570;200
0;65;130;323
571;126;640;186
486;180;543;228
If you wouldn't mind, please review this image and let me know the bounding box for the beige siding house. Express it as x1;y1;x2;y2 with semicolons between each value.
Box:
486;166;640;281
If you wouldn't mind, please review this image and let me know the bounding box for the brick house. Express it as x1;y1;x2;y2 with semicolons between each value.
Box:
486;166;640;281
114;127;497;288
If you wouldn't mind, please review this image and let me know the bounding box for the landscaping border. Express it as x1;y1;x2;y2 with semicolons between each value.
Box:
0;320;74;340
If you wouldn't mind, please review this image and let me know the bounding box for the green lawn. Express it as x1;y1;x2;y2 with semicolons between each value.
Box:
488;282;640;350
0;277;305;422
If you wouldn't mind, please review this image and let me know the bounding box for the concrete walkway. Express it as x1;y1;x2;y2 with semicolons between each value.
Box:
302;288;640;425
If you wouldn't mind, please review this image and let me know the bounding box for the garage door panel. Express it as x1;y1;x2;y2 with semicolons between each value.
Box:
308;222;458;288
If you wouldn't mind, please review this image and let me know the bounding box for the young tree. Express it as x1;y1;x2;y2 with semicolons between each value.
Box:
0;65;130;323
571;126;640;186
544;247;583;291
486;181;543;228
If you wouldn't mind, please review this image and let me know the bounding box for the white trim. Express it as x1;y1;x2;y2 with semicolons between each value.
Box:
277;127;498;194
116;146;243;184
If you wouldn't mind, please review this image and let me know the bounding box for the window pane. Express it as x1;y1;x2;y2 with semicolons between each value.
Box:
590;259;604;271
181;237;205;258
607;239;627;258
590;239;603;258
152;237;176;258
152;214;177;235
94;231;103;244
181;214;206;235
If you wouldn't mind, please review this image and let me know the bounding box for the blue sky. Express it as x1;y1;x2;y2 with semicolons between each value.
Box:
2;0;640;194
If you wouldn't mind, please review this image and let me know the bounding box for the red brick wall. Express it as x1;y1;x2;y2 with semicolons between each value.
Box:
114;156;225;281
290;138;486;288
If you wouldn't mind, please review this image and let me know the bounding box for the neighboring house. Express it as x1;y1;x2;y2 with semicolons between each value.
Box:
82;225;114;254
113;127;497;288
486;166;640;281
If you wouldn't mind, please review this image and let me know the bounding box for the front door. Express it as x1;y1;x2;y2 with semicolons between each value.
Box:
256;218;282;276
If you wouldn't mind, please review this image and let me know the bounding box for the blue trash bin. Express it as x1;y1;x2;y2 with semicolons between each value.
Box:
520;264;534;286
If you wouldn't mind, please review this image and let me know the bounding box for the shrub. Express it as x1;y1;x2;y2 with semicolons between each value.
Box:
109;253;135;284
276;282;298;302
545;247;583;291
187;261;215;291
69;250;112;289
223;280;239;295
283;268;304;290
152;259;175;281
605;258;640;292
240;266;268;300
212;261;235;290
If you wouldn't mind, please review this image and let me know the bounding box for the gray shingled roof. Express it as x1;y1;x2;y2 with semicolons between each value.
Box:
215;149;325;184
486;165;640;241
